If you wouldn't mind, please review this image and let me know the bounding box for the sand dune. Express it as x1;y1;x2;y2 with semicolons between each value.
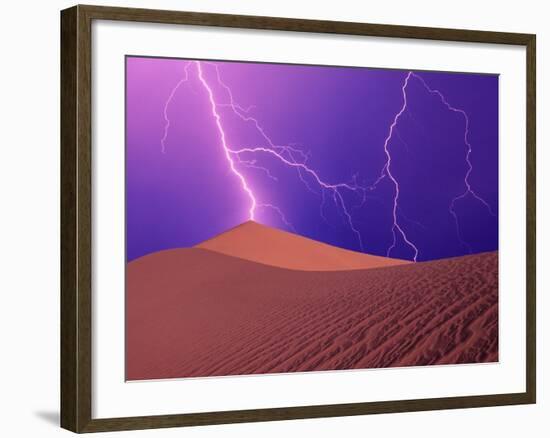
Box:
196;221;409;271
126;247;498;380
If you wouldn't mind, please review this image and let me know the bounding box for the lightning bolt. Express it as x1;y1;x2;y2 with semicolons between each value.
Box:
377;72;419;261
229;145;366;250
159;61;494;261
163;60;366;250
370;71;495;260
411;73;495;253
161;62;191;154
205;60;363;230
195;61;258;220
258;203;296;233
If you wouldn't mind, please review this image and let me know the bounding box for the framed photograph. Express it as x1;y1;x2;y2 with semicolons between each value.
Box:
60;4;536;433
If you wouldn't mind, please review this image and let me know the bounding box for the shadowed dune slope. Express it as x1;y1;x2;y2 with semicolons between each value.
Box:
195;221;409;271
126;249;498;380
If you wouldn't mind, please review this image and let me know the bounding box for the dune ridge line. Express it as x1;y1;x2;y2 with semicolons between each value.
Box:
195;220;410;271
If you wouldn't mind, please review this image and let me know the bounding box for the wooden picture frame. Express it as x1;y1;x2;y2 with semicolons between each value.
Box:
61;4;536;433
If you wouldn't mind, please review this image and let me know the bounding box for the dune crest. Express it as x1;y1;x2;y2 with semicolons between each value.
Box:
195;221;409;271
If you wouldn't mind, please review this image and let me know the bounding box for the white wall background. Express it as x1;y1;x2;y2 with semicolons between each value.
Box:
0;0;545;436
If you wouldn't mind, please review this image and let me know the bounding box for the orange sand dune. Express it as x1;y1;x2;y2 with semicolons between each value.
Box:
196;221;409;271
126;247;498;381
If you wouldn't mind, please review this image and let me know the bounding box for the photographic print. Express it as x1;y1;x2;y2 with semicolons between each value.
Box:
125;57;499;381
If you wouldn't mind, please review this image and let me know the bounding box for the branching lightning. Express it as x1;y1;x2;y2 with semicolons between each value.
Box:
377;72;419;261
195;61;258;220
411;72;495;252
203;61;367;246
257;203;296;233
163;60;366;250
229;145;366;249
160;61;494;261
371;72;495;259
161;62;191;154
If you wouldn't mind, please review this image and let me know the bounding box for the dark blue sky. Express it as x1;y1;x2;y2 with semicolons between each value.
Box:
126;57;498;262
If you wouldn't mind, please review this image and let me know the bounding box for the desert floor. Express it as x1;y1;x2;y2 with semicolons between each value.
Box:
126;226;498;380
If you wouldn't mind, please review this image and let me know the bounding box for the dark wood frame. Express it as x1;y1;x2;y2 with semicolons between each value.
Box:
61;4;536;433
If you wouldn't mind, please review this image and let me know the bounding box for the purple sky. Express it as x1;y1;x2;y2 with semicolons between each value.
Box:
126;56;498;262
